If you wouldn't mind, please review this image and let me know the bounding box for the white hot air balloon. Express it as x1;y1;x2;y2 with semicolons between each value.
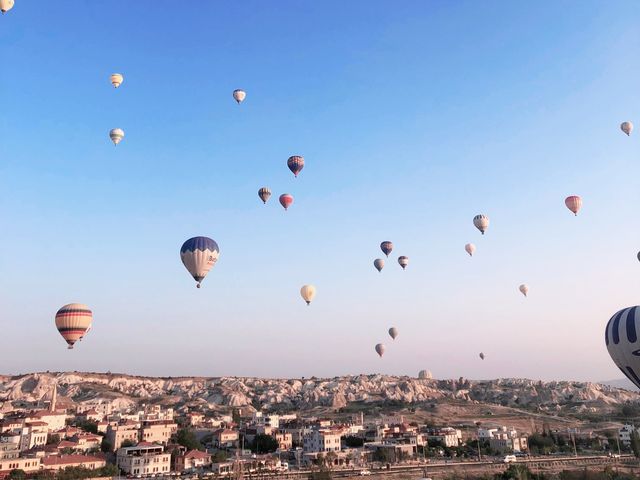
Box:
418;370;433;380
397;256;409;270
621;121;633;136
605;306;640;389
375;343;386;358
233;89;246;104
465;243;476;256
0;0;14;13
519;284;529;297
300;285;316;306
180;236;220;288
473;215;489;235
109;128;125;146
110;73;124;88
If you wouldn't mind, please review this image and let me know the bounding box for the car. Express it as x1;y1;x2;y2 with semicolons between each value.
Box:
359;470;371;476
503;455;517;463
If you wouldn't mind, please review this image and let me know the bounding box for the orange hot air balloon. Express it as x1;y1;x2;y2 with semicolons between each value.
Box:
565;195;582;216
55;304;93;349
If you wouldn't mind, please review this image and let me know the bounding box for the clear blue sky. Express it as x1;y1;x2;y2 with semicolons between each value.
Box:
1;1;639;382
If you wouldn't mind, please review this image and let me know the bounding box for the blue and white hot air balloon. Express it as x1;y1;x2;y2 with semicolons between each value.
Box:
180;236;220;288
605;306;640;388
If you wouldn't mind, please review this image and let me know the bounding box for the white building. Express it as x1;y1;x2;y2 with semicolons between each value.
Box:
619;425;635;446
426;428;461;448
303;430;341;453
253;412;280;429
116;443;171;476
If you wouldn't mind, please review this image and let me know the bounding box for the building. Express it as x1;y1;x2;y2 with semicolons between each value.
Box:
186;413;204;427
0;455;42;475
274;431;292;451
174;450;211;472
212;429;239;449
364;442;416;462
426;428;462;448
105;421;140;451
116;443;171;476
619;425;635;446
489;436;528;453
18;422;48;451
139;420;177;445
41;454;106;472
253;412;280;429
303;430;341;453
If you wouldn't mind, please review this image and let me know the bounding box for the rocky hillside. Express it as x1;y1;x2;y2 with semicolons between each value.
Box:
0;372;637;416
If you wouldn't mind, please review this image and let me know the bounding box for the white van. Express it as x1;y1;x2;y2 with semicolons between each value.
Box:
503;455;517;463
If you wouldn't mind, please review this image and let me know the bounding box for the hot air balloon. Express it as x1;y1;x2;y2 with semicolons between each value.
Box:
0;0;14;13
233;89;246;104
258;187;271;204
300;285;316;305
180;236;220;288
465;243;476;256
375;343;386;358
109;128;124;146
279;194;294;210
605;306;640;389
479;352;485;360
621;121;634;136
374;258;385;272
388;327;398;340
418;370;433;380
380;241;393;257
55;304;93;349
398;256;408;270
564;195;582;216
287;156;304;178
473;215;489;235
637;251;640;263
519;284;529;297
110;73;123;88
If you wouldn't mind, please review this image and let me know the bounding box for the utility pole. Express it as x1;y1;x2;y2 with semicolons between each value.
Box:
571;432;577;458
477;437;482;462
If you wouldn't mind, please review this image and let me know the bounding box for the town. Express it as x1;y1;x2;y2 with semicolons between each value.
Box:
0;383;637;479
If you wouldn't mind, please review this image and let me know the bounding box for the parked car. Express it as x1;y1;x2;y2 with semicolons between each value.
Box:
359;470;371;476
503;455;517;463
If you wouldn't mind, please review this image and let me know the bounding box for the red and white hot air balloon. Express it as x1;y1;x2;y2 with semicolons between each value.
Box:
279;194;294;210
564;195;582;216
55;304;93;349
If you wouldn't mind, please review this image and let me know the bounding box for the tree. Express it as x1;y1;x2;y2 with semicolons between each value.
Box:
75;420;99;434
232;408;241;424
121;439;135;448
251;434;278;454
46;434;60;445
631;430;640;458
175;428;203;451
8;470;26;480
100;437;112;452
344;436;364;448
211;450;229;463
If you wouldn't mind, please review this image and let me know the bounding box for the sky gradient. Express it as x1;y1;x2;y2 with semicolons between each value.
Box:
1;1;639;382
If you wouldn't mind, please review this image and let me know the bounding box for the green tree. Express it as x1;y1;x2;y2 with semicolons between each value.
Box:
46;433;61;445
251;434;278;454
344;436;364;448
8;470;26;480
100;437;112;452
211;450;229;463
232;408;241;424
631;429;640;458
175;428;203;451
75;419;99;434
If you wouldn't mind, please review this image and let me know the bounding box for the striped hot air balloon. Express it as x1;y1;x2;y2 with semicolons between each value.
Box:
180;236;220;288
0;0;14;13
55;304;93;350
258;187;272;204
473;215;489;235
564;195;582;216
110;73;123;88
279;194;294;210
109;128;124;145
398;256;408;270
605;306;640;389
287;156;304;177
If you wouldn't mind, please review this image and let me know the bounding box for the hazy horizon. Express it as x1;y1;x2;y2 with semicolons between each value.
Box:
1;1;639;381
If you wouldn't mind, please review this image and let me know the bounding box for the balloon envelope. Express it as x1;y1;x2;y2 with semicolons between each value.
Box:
465;243;476;256
397;256;408;270
605;306;640;389
519;284;529;297
279;194;294;210
479;352;485;360
388;327;398;340
109;128;124;145
621;121;633;136
473;215;489;235
180;236;220;288
380;241;393;257
374;258;385;272
287;156;304;177
0;0;14;13
233;89;246;104
565;195;582;216
300;285;316;305
110;73;123;88
375;343;386;357
258;187;271;204
55;304;93;349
